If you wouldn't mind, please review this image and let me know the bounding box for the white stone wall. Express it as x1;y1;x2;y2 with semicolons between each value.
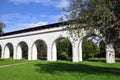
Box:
0;26;83;62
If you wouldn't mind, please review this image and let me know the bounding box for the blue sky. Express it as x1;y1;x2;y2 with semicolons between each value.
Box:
0;0;69;32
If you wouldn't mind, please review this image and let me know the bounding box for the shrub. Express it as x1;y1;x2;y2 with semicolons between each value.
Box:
59;52;69;60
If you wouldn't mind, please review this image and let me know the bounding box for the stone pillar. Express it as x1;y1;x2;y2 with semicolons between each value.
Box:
47;41;57;61
4;45;10;58
31;44;37;60
13;47;16;59
78;40;83;62
28;44;32;60
16;45;22;59
1;46;4;59
72;39;83;62
105;44;115;63
72;42;79;62
47;44;52;61
51;42;57;61
13;44;17;59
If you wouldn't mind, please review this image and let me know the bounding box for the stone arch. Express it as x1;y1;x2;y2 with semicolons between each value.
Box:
4;43;14;59
31;39;47;60
52;37;72;61
16;41;28;59
80;34;102;60
0;45;1;58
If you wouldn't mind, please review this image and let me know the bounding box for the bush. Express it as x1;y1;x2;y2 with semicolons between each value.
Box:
82;39;100;59
59;52;69;60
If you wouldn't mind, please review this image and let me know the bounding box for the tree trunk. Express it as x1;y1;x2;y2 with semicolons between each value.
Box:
105;44;115;63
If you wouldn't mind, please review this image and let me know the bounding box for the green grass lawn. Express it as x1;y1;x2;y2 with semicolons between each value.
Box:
0;59;120;80
0;58;28;66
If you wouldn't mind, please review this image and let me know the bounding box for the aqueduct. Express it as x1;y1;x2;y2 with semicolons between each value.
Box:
0;21;115;63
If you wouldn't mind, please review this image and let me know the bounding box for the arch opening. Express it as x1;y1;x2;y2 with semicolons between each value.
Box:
17;42;28;59
81;35;102;61
4;43;14;58
54;38;72;61
114;39;120;60
32;40;47;60
0;45;1;58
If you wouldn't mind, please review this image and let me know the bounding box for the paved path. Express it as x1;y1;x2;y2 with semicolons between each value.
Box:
0;62;31;68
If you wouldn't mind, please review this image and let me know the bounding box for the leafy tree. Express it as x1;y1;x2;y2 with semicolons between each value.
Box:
114;39;120;57
59;51;69;60
0;22;5;58
36;41;47;60
63;0;120;63
82;39;100;59
57;38;72;60
0;22;5;34
0;46;1;58
97;40;106;58
19;42;28;59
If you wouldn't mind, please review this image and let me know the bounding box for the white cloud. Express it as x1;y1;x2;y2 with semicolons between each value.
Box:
8;0;69;9
39;13;66;22
27;21;48;27
55;0;69;9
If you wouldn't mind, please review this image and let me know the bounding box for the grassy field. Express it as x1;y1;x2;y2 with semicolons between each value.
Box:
0;58;28;66
0;59;120;80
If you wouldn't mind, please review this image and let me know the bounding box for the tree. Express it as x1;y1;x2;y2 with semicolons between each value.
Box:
36;41;47;60
0;22;5;58
96;40;106;58
82;39;100;59
0;46;1;58
0;22;5;34
64;0;120;63
114;39;120;57
57;38;72;60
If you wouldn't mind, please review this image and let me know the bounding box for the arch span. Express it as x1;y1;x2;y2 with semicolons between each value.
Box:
52;37;72;61
80;35;102;61
0;45;1;58
31;39;47;60
16;41;28;59
4;43;14;59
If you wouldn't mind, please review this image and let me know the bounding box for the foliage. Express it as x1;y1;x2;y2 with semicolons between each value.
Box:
36;41;47;60
0;46;1;58
97;39;120;58
64;0;120;45
0;22;5;34
114;39;120;57
9;44;13;58
57;38;72;60
97;40;106;57
82;39;100;59
58;51;69;60
19;42;28;59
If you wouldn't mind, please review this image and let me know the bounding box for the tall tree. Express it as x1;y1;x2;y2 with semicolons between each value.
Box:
0;22;5;58
0;22;5;34
114;39;120;57
82;39;100;59
98;40;106;58
57;38;72;60
64;0;120;63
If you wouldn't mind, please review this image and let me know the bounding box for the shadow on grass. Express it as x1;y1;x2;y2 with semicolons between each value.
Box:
0;59;4;61
35;62;120;75
86;60;106;63
86;59;120;62
117;60;120;62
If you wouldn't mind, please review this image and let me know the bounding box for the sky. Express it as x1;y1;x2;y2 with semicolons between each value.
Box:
0;0;69;32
